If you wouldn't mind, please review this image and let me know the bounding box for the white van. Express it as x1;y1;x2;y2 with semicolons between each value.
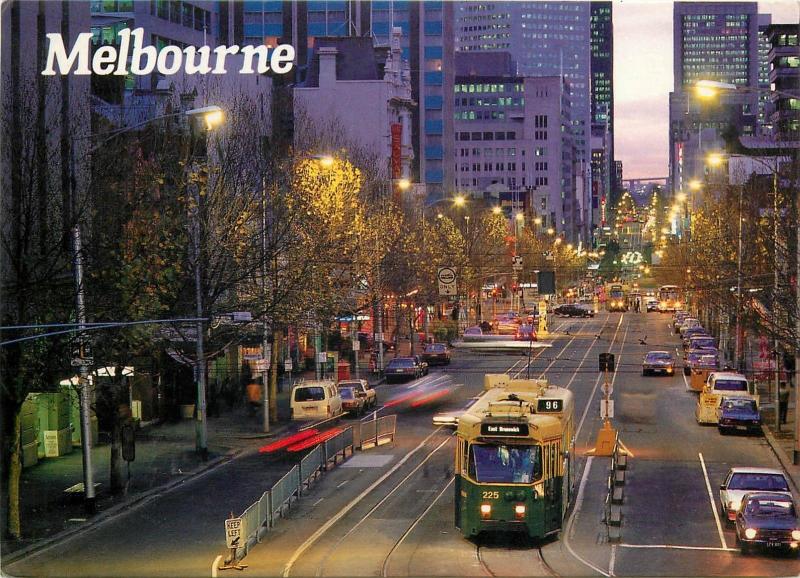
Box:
290;380;343;421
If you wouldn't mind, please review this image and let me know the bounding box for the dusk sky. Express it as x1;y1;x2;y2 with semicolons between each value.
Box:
614;0;799;180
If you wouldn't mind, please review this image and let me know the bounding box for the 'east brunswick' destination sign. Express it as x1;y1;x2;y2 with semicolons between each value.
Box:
480;423;530;437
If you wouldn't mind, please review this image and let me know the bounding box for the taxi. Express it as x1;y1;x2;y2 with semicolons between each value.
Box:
696;372;758;425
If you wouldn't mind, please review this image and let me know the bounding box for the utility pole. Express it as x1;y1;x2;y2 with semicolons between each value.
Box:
71;225;96;514
260;174;270;433
773;168;780;434
735;185;743;371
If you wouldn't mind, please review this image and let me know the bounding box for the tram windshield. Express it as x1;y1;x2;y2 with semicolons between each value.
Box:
468;443;542;483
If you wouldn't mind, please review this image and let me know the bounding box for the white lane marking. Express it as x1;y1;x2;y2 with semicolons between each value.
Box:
281;431;448;577
382;477;455;577
699;452;728;550
609;544;616;577
512;317;591;379
563;456;610;577
312;498;324;507
682;370;691;391
574;315;627;444
336;480;349;489
618;544;736;552
562;314;611;391
211;555;222;577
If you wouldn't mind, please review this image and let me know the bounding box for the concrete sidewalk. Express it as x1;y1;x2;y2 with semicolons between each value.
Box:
2;369;385;561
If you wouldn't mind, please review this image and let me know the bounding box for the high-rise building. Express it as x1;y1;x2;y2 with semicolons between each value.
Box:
765;24;800;141
453;53;577;240
757;14;774;135
455;1;591;241
590;1;613;238
668;2;762;198
225;1;454;199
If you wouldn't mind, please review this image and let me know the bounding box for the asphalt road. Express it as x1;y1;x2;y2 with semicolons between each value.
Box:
5;313;798;577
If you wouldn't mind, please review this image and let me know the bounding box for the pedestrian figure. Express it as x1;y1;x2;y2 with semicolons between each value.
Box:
778;381;790;425
246;382;262;416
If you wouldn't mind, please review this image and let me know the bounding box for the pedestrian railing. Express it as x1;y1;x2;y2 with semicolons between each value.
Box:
224;427;355;565
353;414;396;450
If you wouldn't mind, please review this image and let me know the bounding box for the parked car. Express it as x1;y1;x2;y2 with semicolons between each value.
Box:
339;386;366;417
683;348;720;375
673;311;690;331
385;357;425;383
554;304;594;318
696;372;758;425
463;326;483;337
289;381;343;420
678;318;702;336
687;335;717;351
734;493;800;554
717;397;761;435
720;467;793;524
422;343;451;365
682;327;710;348
642;351;675;376
338;378;377;409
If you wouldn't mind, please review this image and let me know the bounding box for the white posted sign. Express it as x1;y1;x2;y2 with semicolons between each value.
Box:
600;399;615;419
438;267;457;296
225;517;243;549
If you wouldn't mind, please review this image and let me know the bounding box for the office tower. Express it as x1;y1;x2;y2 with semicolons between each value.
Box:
668;2;762;197
757;14;774;135
456;1;591;241
226;1;454;199
590;1;613;238
453;53;577;240
765;24;800;140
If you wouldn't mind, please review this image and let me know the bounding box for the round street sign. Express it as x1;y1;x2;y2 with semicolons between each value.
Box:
437;267;456;284
601;382;614;397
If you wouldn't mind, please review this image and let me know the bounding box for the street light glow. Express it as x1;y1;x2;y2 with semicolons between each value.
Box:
453;194;466;207
492;206;502;215
688;179;702;191
706;153;725;167
396;178;411;191
534;217;542;225
515;212;524;222
318;155;335;168
676;192;687;203
547;227;555;236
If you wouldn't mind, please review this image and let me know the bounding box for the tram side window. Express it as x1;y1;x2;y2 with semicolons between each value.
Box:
460;440;469;475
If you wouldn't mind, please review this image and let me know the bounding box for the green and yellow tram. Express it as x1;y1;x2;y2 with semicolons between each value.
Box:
455;374;574;539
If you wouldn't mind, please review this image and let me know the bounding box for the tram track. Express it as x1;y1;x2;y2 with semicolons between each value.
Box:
476;541;558;577
285;316;607;578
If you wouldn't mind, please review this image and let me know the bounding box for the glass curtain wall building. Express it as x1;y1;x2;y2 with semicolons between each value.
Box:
224;0;454;199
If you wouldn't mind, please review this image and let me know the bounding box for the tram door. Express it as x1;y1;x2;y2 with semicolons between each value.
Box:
543;442;562;532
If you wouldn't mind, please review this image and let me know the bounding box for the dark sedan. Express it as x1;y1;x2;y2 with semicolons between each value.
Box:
385;357;424;383
421;343;450;366
683;348;720;375
642;351;675;376
717;397;761;435
554;304;594;318
734;492;800;555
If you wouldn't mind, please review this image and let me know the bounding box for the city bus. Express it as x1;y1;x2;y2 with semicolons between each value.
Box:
657;285;683;312
454;374;574;539
607;283;627;312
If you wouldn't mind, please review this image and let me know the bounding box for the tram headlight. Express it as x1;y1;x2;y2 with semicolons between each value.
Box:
480;504;492;518
514;504;526;519
744;528;757;540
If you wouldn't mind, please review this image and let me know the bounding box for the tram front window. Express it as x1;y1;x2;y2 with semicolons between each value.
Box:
468;444;541;483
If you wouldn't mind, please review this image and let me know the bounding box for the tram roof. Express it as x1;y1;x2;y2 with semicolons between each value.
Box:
456;375;573;441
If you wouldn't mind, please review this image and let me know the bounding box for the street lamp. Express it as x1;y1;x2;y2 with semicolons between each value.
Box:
68;103;224;511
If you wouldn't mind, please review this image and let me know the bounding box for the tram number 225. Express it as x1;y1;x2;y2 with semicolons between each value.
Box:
482;491;500;499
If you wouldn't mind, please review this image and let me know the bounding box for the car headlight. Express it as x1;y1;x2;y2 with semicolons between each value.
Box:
744;528;757;540
792;530;800;541
728;500;739;512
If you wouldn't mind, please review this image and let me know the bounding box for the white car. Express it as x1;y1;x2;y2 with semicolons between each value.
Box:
719;467;792;524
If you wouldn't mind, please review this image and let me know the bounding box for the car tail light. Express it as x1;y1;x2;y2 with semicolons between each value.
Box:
480;504;492;518
514;504;526;519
